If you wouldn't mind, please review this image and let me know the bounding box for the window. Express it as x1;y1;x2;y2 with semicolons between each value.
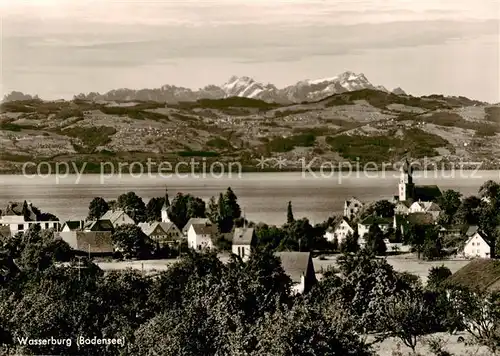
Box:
45;223;49;229
242;248;245;258
472;242;475;246
18;224;23;231
237;247;241;256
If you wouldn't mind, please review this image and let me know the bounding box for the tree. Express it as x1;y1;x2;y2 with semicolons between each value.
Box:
223;187;241;221
87;197;109;220
449;288;500;354
364;223;387;256
479;180;500;203
331;236;339;251
167;193;206;230
437;190;462;225
207;196;219;224
426;265;452;290
454;196;482;226
340;231;360;254
372;200;396;218
379;290;437;353
421;227;444;260
111;224;151;259
117;192;146;223
145;197;165;222
286;201;294;224
405;224;427;259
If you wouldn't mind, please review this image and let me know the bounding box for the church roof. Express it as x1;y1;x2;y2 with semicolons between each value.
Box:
413;185;442;202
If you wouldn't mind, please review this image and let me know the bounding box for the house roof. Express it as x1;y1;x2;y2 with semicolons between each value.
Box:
422;202;441;212
465;225;479;237
83;219;114;231
100;210;132;224
62;220;83;231
182;218;209;233
58;231;114;254
334;218;353;230
1;201;37;221
406;212;435;226
232;228;255;245
413;185;442;202
445;259;500;293
396;201;411;208
191;223;216;235
275;252;315;284
0;226;11;239
360;215;392;226
139;222;178;236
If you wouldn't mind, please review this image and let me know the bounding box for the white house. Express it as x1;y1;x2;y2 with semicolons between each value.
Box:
232;227;256;261
61;220;85;232
0;201;60;235
358;215;392;242
187;222;217;250
394;201;411;215
343;197;364;220
275;252;317;294
324;218;354;244
408;201;442;221
100;209;135;228
182;218;210;236
462;230;492;259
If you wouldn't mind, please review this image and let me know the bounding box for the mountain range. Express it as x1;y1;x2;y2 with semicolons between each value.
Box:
3;71;406;104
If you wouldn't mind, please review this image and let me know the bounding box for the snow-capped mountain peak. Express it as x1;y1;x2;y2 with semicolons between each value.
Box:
73;71;401;104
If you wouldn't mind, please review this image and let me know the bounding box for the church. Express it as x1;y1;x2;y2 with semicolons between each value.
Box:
395;158;442;203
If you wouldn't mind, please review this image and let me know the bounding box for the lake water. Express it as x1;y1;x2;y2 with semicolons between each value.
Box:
1;171;499;226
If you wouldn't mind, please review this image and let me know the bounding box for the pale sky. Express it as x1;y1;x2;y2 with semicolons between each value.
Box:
1;0;499;102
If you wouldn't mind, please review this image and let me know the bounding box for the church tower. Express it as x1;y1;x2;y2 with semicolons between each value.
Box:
398;158;414;201
161;188;171;223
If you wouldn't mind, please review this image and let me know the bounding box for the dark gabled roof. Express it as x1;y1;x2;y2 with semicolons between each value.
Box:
396;201;411;208
360;215;392;226
232;228;255;245
84;219;114;231
100;210;133;224
465;225;479;237
414;185;442;202
0;226;11;239
275;252;316;284
466;230;492;246
446;259;500;293
182;218;210;234
406;212;435;226
57;231;114;254
63;220;83;231
1;201;37;221
191;223;216;235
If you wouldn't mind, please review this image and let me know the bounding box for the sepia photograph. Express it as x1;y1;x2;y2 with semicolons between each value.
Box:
0;0;499;355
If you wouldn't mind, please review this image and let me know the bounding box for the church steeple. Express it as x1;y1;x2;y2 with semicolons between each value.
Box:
398;156;414;201
161;188;171;222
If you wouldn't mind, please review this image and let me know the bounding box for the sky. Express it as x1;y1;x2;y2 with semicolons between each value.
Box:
1;0;499;102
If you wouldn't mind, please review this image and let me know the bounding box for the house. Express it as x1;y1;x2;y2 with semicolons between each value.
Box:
0;201;60;234
61;220;85;232
358;215;392;241
343;197;364;220
182;218;210;236
57;231;114;256
408;201;442;220
187;222;217;250
394;212;435;236
324;217;354;244
396;158;442;202
83;219;114;232
445;259;500;294
462;230;493;259
275;252;317;294
394;201;411;215
138;221;183;246
232;227;256;261
100;210;134;228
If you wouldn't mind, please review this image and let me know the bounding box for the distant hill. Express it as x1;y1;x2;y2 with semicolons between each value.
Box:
1;88;498;174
